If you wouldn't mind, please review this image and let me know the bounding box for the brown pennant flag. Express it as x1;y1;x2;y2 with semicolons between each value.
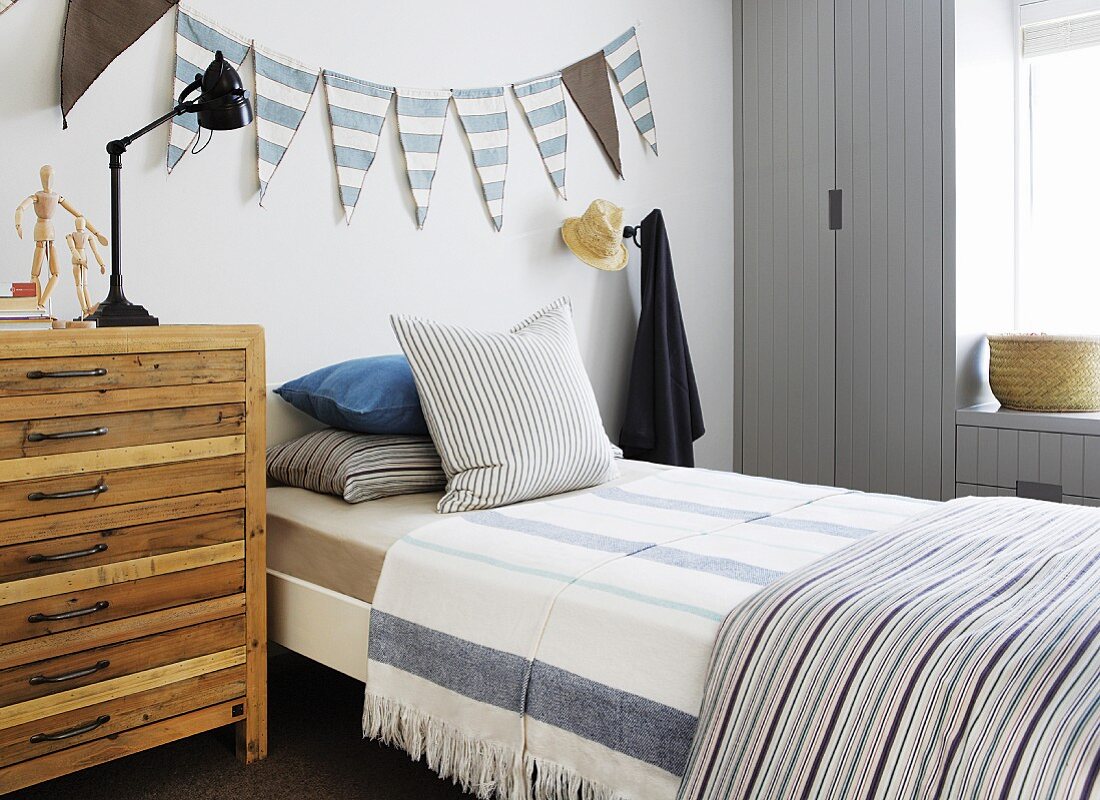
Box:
60;0;179;128
561;51;623;178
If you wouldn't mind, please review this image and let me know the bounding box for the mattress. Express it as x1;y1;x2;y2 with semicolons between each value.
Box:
266;459;669;603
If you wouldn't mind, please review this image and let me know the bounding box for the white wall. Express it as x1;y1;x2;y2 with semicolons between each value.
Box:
0;0;735;469
954;0;1017;408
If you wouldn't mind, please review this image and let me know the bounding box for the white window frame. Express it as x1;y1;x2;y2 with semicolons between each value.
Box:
1015;0;1100;330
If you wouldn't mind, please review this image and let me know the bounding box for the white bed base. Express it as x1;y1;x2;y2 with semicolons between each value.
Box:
266;386;373;682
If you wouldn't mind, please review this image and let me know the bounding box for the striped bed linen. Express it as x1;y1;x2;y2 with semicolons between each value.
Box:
679;497;1100;800
363;467;934;800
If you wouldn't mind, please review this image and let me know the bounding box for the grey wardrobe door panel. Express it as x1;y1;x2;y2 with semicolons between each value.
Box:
834;0;948;500
737;0;836;485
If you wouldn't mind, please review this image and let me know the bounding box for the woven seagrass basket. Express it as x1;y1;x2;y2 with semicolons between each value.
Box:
988;334;1100;412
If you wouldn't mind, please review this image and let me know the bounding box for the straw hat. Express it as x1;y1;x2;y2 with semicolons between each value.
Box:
562;199;629;271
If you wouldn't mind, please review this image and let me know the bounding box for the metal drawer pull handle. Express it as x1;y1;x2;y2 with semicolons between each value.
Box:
29;660;110;685
28;481;108;502
26;543;108;564
25;368;108;380
27;427;109;442
30;715;110;743
28;600;109;623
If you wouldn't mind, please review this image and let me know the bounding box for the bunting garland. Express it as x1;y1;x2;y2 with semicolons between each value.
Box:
603;26;658;155
168;7;252;173
453;87;509;231
254;45;319;204
512;74;569;200
6;0;662;229
60;0;179;129
561;52;622;178
395;88;451;229
323;71;394;225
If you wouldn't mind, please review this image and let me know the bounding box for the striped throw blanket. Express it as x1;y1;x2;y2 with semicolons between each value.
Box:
363;467;934;800
679;497;1100;800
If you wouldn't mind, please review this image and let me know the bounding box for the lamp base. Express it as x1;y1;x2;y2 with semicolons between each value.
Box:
84;297;159;328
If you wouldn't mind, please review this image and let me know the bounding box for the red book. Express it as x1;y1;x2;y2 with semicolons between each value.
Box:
10;283;36;297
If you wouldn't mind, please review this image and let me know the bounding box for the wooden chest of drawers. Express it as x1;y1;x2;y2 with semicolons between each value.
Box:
0;326;266;794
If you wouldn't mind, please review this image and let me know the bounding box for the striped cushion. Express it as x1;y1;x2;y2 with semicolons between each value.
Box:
391;297;618;513
267;429;445;503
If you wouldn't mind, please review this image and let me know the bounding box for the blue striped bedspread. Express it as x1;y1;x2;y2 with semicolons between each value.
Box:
679;496;1100;800
362;466;934;800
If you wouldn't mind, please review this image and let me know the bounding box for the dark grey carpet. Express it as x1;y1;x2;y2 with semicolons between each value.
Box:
11;653;468;799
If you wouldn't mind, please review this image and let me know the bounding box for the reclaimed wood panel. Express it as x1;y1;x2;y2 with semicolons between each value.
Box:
0;404;245;460
0;383;246;424
0;561;244;646
0;615;244;707
0;700;242;794
0;456;244;522
0;351;244;397
0;666;245;768
0;490;245;549
0;510;244;583
0;541;244;606
0;595;245;671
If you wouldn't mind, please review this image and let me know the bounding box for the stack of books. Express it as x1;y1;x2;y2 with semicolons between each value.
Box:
0;283;52;330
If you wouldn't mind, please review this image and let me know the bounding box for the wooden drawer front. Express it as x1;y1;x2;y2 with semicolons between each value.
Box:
0;351;245;397
0;510;244;583
0;561;244;646
0;616;244;708
0;383;247;425
0;455;244;522
0;663;245;768
0;404;246;461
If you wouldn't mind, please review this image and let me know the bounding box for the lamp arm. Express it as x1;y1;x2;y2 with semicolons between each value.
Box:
106;77;203;157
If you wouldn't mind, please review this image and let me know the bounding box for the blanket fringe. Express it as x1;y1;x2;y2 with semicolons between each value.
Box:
363;693;625;800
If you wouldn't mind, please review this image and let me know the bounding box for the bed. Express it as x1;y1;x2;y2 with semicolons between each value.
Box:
264;388;1100;800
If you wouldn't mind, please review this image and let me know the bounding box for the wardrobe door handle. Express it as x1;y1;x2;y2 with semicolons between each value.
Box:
25;368;107;380
30;715;110;743
29;660;110;686
26;426;109;442
28;600;109;623
28;481;108;501
26;543;108;564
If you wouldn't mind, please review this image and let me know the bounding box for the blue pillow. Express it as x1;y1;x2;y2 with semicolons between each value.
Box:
275;355;429;435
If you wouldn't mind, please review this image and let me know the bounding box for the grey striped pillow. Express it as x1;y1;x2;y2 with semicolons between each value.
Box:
266;429;446;503
391;297;618;513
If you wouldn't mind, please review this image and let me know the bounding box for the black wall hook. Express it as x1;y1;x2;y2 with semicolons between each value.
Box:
623;225;642;248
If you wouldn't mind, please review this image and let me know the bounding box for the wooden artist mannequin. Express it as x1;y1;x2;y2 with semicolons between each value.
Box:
14;165;107;308
66;216;105;317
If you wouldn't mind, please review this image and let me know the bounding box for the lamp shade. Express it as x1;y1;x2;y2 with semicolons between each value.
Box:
197;51;253;130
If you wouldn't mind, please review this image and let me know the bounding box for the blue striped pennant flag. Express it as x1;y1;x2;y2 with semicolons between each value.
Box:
604;27;658;155
395;88;451;229
322;71;393;225
512;73;567;200
452;87;508;232
168;6;252;173
254;44;319;205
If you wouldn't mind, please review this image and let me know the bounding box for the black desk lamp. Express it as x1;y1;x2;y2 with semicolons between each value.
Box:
86;51;253;327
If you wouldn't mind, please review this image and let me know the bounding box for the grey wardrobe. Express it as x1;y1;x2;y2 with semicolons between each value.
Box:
733;0;955;501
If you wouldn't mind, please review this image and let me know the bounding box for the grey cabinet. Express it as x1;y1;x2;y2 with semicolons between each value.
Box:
734;0;954;501
956;405;1100;506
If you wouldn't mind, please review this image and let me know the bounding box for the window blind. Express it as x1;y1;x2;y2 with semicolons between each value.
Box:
1023;12;1100;57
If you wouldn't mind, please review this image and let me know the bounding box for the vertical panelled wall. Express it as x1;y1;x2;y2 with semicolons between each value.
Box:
833;0;952;500
734;0;837;487
735;0;955;500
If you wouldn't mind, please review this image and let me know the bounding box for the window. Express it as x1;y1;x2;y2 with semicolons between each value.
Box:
1019;2;1100;333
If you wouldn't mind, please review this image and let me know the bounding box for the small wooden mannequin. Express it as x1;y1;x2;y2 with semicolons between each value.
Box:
14;165;107;308
66;216;105;317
